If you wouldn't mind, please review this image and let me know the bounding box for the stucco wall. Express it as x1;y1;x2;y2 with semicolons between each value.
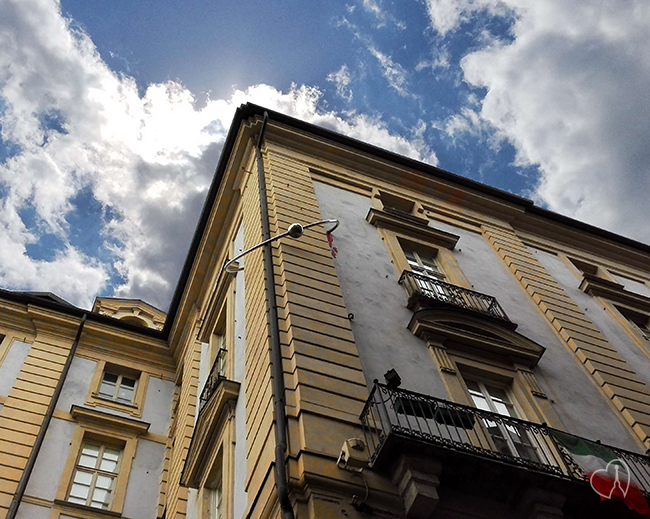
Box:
233;222;248;518
15;503;50;519
123;439;166;519
25;418;76;500
430;219;639;450
56;356;173;436
55;356;96;411
313;181;447;398
0;340;31;396
142;375;175;436
532;246;650;449
313;180;637;450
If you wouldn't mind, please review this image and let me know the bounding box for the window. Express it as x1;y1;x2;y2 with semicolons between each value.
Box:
618;306;650;340
67;442;121;509
203;453;223;519
209;332;228;378
98;372;138;404
464;377;538;462
403;244;445;281
55;406;146;515
86;360;149;417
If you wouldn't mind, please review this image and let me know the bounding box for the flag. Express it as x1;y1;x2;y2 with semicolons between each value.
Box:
551;430;650;516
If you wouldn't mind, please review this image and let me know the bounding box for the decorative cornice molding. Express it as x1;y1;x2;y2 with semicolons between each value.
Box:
366;208;460;249
579;274;650;313
409;309;545;368
70;405;150;436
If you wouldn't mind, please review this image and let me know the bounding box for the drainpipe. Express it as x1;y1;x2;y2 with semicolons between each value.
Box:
7;312;88;519
256;112;295;519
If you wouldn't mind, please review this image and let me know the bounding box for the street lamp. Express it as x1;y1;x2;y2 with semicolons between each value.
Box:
223;218;340;274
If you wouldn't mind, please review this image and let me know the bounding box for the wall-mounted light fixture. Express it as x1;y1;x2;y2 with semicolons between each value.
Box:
223;218;340;274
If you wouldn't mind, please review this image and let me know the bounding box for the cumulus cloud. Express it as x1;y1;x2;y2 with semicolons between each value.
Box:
0;0;437;309
427;0;650;244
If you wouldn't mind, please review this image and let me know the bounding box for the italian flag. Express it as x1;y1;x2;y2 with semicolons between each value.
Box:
552;430;650;516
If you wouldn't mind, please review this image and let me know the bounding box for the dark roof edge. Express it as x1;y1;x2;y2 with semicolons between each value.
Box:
526;204;650;254
0;288;164;340
162;103;650;338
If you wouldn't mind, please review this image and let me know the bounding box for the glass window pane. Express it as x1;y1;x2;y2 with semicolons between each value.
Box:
92;487;111;504
73;470;93;486
98;381;116;397
103;448;121;461
69;482;90;499
116;386;134;403
68;496;87;505
100;458;119;473
121;377;136;388
95;475;115;490
79;445;100;468
102;373;118;384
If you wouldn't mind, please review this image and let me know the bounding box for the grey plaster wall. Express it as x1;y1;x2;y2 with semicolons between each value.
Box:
612;272;650;298
233;222;248;518
123;439;165;519
0;340;31;396
55;356;96;411
26;417;76;500
428;219;639;450
533;247;650;447
56;356;172;436
15;503;50;519
186;489;199;519
313;181;636;450
141;376;174;436
313;182;447;398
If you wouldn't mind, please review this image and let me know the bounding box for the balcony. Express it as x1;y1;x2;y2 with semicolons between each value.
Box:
182;348;239;488
399;270;513;326
199;348;228;413
360;382;650;498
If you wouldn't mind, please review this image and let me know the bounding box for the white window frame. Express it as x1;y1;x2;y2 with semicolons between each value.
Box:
67;441;122;510
464;377;539;462
98;371;139;405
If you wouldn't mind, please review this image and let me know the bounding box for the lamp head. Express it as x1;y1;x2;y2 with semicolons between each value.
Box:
384;368;402;389
224;260;241;274
287;223;304;239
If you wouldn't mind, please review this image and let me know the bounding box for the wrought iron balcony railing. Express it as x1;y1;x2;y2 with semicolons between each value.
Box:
399;270;511;323
360;382;650;495
198;348;228;413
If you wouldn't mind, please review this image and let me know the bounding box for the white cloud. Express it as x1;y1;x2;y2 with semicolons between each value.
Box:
428;0;650;244
367;46;411;97
425;0;513;36
360;0;406;30
327;65;354;102
338;17;414;98
0;0;437;309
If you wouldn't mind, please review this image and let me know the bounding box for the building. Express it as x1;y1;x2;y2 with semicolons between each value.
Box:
1;104;650;519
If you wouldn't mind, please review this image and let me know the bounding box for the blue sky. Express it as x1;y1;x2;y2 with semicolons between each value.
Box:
1;0;649;310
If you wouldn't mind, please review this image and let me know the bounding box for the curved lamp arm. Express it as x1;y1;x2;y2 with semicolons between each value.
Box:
223;218;340;273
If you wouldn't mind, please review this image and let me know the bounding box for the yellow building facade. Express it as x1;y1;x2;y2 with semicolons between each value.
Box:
2;104;650;518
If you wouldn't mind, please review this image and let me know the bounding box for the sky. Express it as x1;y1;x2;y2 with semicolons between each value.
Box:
1;0;649;310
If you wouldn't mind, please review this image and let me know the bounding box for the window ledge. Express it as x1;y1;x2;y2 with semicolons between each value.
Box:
71;405;150;437
580;274;650;313
54;499;122;517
